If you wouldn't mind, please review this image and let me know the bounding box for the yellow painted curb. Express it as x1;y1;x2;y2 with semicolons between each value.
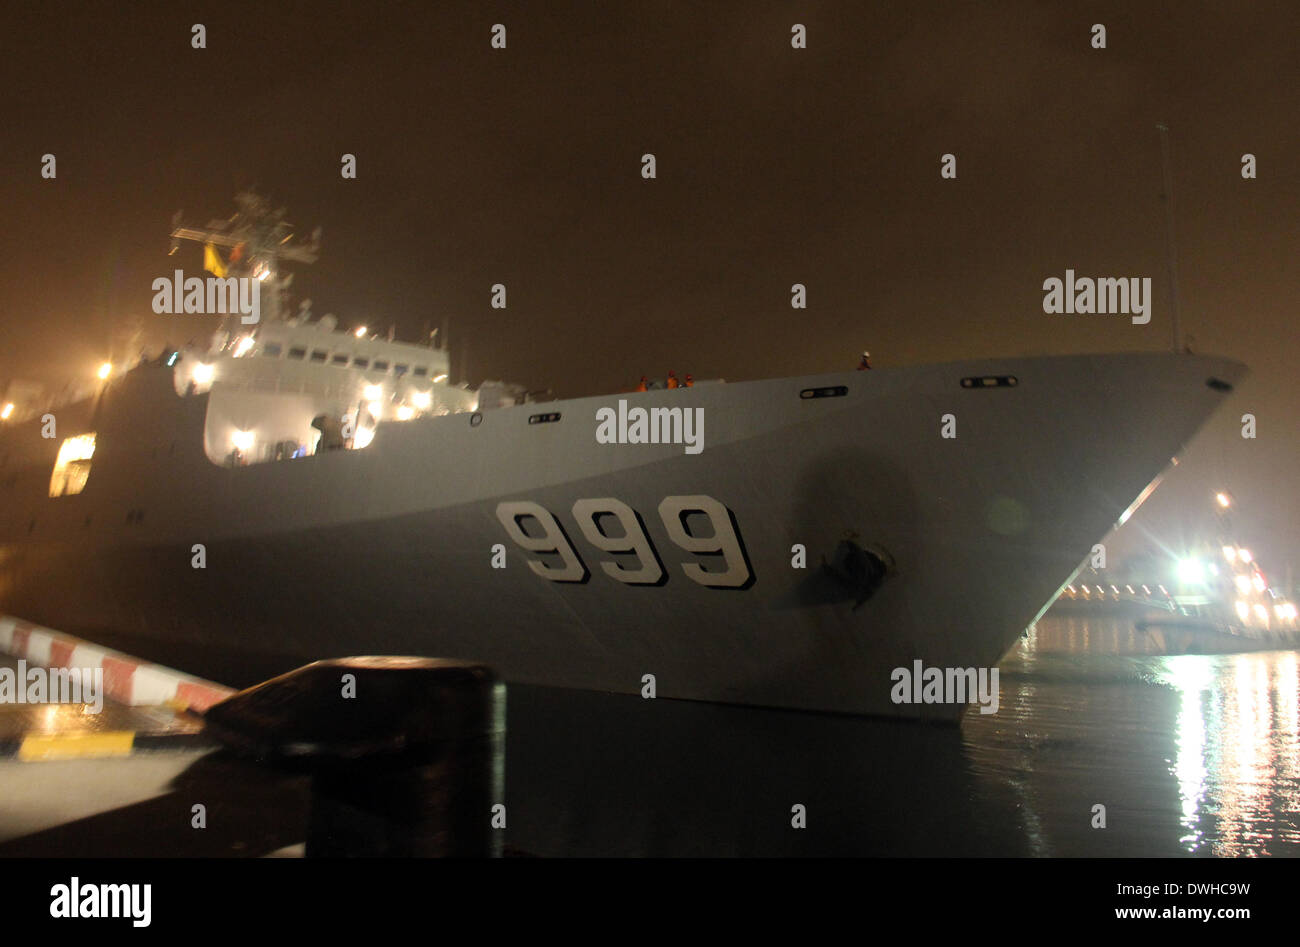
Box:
18;731;135;761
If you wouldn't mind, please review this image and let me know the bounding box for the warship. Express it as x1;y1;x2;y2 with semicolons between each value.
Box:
0;195;1246;720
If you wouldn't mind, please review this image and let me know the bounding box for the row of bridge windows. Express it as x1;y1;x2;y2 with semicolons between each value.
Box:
259;342;433;378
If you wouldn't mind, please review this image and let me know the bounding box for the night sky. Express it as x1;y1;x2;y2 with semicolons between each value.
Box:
2;2;1297;570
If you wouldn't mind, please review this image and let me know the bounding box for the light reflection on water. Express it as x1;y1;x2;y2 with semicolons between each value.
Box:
964;617;1300;856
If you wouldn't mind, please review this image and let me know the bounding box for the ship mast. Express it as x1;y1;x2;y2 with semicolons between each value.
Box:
168;191;321;326
1155;124;1183;353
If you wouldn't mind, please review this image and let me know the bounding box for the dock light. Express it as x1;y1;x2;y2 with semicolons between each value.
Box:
1253;575;1266;592
1239;548;1253;563
233;335;255;358
97;362;112;380
354;326;368;338
1236;600;1250;621
396;405;415;421
411;390;432;410
366;401;383;421
1235;576;1252;594
1280;603;1298;621
193;363;215;385
256;267;272;281
232;430;255;451
1176;558;1205;584
1215;492;1231;508
363;384;383;401
1254;604;1269;622
1223;546;1237;562
353;425;376;449
433;373;448;383
0;403;12;420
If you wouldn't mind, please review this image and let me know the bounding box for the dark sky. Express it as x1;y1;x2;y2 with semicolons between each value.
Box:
2;2;1297;571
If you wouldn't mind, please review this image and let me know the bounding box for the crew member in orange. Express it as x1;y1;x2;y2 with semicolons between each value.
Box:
666;370;679;389
684;373;694;387
857;350;872;370
636;375;648;392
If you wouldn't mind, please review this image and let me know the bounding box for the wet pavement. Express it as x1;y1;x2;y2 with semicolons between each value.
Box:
0;653;311;857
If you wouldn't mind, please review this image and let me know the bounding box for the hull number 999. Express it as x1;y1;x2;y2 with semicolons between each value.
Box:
495;495;753;589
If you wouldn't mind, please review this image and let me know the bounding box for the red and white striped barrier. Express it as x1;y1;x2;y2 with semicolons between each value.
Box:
0;615;234;712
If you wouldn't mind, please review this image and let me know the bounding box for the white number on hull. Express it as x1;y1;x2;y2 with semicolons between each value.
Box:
572;498;665;585
494;501;589;583
495;495;753;589
658;495;752;588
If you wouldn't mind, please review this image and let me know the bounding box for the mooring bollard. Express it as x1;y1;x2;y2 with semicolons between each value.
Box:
202;656;505;857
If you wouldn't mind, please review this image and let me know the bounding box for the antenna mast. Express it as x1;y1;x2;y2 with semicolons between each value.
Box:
1156;124;1183;353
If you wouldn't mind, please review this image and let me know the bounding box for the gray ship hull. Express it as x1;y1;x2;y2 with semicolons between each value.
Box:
0;353;1244;720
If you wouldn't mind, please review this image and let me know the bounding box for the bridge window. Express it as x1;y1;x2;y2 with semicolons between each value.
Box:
373;360;390;372
287;346;307;360
332;354;350;366
413;366;428;377
310;350;328;363
352;357;370;369
50;434;96;497
394;364;409;377
262;343;282;357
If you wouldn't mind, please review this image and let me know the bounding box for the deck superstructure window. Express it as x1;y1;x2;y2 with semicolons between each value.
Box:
332;354;350;366
352;357;370;369
373;360;390;372
394;364;409;377
49;434;96;497
413;366;428;377
310;350;328;363
287;346;307;360
263;343;282;357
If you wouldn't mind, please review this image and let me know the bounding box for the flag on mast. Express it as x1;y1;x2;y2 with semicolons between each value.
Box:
203;243;228;278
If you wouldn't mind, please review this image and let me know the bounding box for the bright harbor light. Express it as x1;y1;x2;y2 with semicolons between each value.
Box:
354;326;368;338
363;384;383;401
396;404;415;421
231;430;255;451
97;362;112;380
411;390;432;410
0;403;13;420
233;335;255;357
353;425;375;449
433;373;448;383
193;363;215;384
1215;491;1231;508
1176;558;1205;584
